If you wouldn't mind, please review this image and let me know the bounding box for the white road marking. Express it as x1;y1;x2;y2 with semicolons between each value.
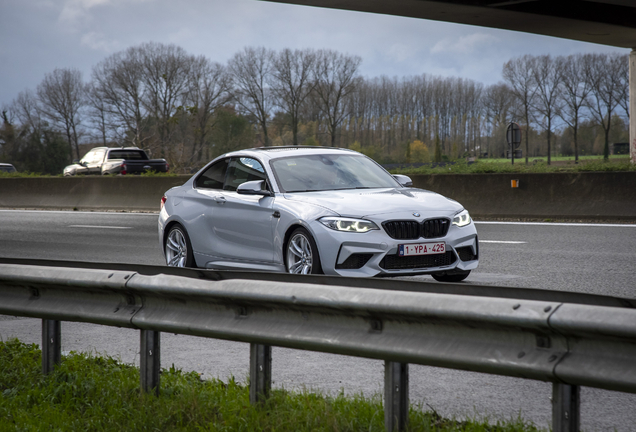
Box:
480;240;527;244
475;221;636;228
68;225;132;229
0;210;158;215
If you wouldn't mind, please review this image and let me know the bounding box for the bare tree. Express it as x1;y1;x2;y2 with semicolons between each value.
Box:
85;82;113;146
37;68;84;160
187;56;232;161
312;49;361;147
12;90;42;133
586;53;624;160
271;48;316;146
229;47;275;146
91;47;148;148
140;42;193;157
616;53;630;120
503;55;537;164
556;54;593;163
531;55;562;165
483;83;512;157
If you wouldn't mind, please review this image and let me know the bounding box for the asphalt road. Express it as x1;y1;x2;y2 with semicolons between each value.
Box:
0;209;635;431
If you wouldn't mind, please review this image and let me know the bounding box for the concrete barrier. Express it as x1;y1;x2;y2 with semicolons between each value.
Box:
0;172;635;220
0;176;190;212
412;172;636;220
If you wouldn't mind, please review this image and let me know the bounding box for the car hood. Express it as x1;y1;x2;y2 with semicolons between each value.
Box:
283;188;463;217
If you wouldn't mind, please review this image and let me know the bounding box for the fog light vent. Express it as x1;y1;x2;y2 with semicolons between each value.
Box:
336;253;373;270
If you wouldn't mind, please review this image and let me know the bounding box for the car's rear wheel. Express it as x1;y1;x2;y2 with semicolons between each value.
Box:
286;228;322;275
165;224;195;268
432;270;470;283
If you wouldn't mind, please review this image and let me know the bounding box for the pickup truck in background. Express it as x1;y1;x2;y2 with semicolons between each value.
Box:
63;147;169;176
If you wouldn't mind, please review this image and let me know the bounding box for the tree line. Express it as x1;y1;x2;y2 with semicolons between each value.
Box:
0;42;630;174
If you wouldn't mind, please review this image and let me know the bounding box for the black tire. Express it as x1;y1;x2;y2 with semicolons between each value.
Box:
164;224;196;268
432;270;470;283
285;227;323;274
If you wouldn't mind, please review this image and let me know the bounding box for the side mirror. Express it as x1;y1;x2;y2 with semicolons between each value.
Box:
393;174;413;187
237;180;272;196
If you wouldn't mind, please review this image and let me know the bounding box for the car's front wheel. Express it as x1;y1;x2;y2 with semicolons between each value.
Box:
165;224;195;268
432;270;470;283
286;227;322;275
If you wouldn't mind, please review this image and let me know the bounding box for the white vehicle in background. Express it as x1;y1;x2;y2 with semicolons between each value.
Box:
158;146;478;282
0;163;17;173
63;147;169;176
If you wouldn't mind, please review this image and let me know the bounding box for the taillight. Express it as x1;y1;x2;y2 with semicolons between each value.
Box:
166;163;169;172
160;195;167;210
121;163;127;175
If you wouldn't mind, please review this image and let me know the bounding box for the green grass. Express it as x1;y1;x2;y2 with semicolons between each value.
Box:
391;157;636;175
477;154;630;164
0;171;180;178
0;339;543;431
0;171;62;178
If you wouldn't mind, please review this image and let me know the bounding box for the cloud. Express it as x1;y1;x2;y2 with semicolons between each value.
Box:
80;31;120;52
168;28;195;45
430;33;499;54
58;0;153;29
59;0;112;25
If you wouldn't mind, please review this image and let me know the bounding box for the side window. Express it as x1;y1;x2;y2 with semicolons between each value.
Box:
224;157;267;192
195;159;229;190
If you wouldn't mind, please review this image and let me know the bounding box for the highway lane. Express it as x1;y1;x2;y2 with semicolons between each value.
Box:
0;210;164;265
0;210;635;430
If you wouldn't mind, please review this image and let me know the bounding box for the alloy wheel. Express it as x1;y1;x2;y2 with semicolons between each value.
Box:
165;227;188;267
287;232;314;274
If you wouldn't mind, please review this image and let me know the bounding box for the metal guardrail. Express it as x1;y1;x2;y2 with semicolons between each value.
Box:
0;260;635;432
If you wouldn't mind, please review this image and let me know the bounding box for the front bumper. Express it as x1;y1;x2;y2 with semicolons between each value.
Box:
310;217;479;277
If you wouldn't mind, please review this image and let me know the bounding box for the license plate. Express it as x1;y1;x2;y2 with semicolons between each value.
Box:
399;242;445;257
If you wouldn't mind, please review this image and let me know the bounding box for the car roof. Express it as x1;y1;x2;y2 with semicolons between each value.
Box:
0;163;15;167
222;146;361;162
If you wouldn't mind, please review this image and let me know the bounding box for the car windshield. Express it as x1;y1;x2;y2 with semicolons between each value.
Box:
270;154;399;193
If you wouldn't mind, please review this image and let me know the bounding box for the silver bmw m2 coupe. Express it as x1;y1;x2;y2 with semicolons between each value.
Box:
158;146;478;282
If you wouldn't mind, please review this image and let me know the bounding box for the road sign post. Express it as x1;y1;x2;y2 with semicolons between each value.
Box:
506;122;522;165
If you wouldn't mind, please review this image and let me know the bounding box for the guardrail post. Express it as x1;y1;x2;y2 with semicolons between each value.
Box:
249;343;272;404
552;383;580;432
41;319;61;374
140;330;161;395
384;361;409;431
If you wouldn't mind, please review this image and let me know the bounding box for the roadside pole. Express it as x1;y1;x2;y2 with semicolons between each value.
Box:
506;122;522;164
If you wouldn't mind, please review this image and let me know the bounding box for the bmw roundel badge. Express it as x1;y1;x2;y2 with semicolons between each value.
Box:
413;212;420;217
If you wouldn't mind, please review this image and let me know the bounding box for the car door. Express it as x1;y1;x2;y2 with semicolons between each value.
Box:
183;157;275;265
211;157;275;263
86;149;106;174
75;151;94;175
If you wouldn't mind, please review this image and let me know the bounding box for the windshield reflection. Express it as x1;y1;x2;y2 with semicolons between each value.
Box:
271;154;399;193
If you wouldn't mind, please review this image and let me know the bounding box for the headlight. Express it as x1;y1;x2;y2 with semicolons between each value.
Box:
452;210;471;227
319;217;379;233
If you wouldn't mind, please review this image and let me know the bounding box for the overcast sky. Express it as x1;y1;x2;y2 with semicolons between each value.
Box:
0;0;629;107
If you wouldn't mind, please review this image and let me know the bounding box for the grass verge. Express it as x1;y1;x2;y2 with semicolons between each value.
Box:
391;157;635;175
0;171;180;178
0;339;543;431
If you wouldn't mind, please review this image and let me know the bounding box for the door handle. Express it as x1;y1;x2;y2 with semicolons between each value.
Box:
214;196;226;204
